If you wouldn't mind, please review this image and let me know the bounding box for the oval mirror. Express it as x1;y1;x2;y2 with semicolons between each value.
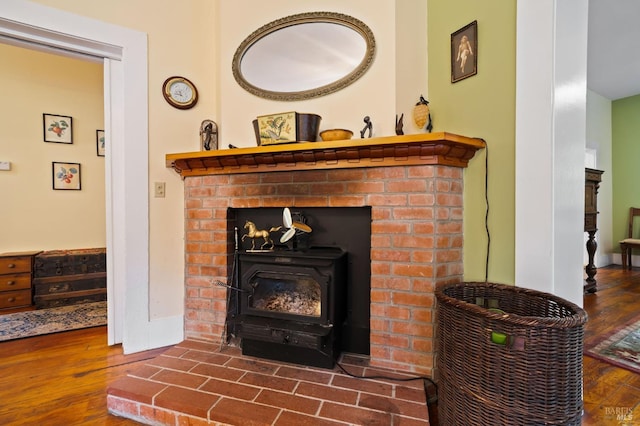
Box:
232;12;376;101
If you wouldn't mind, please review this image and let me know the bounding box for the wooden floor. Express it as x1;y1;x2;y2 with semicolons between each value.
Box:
582;265;640;425
0;265;639;425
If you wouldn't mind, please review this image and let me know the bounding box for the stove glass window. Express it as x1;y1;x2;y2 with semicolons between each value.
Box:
249;273;321;318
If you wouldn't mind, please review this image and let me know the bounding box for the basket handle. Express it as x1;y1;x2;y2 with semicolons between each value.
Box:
490;331;526;350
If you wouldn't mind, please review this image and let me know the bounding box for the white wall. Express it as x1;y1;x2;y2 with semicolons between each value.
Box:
586;89;613;267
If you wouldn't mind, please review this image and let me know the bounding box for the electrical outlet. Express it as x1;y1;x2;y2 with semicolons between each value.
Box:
154;182;166;198
0;161;11;171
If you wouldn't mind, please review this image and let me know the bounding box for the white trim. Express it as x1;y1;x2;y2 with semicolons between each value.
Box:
1;0;183;352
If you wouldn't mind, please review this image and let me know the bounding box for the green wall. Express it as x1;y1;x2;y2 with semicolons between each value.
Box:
612;94;640;245
428;1;516;283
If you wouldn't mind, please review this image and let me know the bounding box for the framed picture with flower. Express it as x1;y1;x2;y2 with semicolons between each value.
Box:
96;130;105;156
43;113;73;144
52;161;81;190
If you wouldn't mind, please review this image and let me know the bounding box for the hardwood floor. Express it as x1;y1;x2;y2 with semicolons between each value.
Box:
582;265;640;425
1;266;639;425
0;326;166;425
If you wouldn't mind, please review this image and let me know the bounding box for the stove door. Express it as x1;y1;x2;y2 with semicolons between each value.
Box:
242;266;330;323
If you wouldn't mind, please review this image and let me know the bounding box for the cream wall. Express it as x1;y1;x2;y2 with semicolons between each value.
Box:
218;0;423;146
0;43;105;252
31;0;217;319
28;0;430;322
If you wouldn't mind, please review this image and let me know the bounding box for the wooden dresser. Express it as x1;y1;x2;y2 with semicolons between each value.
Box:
0;251;41;310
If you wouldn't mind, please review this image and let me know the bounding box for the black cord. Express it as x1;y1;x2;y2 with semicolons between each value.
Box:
480;139;490;283
335;360;438;422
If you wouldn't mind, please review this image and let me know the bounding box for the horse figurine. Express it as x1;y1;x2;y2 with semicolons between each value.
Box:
241;220;282;250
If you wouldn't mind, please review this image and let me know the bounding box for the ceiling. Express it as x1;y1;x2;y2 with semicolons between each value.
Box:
588;0;640;100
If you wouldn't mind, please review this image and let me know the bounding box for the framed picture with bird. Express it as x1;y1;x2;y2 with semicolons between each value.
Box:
256;111;297;145
451;21;477;83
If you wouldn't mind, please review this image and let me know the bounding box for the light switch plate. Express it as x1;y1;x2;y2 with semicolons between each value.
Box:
154;182;166;198
0;161;11;171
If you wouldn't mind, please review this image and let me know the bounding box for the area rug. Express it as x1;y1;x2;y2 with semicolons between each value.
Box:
0;301;107;342
586;318;640;375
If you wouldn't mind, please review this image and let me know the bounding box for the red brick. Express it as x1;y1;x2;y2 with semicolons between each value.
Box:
370;317;390;332
261;173;294;183
390;321;434;338
240;372;297;392
147;355;199;372
372;221;410;234
370;332;410;349
370;276;411;290
328;195;366;206
359;393;429;420
185;231;213;242
275;411;346;426
309;182;346;194
186;209;213;219
392;235;434;249
176;413;210;425
412;338;434;353
154;386;220;419
371;289;391;304
436;249;462;262
347;181;385;193
139;405;178;425
371;262;391;275
230;174;260;184
331;374;394;396
202;175;229;185
245;184;277;196
411;250;434;263
367;193;408;206
328;169;366;181
412;308;433;323
209;397;280;425
229;197;262;208
408;193;435;206
390;349;433;369
387;180;428;193
152;369;208;389
435;193;462;206
275;366;332;384
371;234;391;248
407;166;435;178
371;303;411;320
371;248;411;263
295;381;358;405
292;170;328;182
185;176;203;187
392;263;434;277
393;292;434;308
107;377;166;404
256;389;321;414
393;207;434;220
200;377;261;400
107;395;140;417
413;222;435;234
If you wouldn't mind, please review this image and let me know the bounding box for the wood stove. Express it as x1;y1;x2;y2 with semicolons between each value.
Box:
236;247;347;369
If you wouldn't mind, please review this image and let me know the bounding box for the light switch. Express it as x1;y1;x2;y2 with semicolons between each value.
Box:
0;161;11;171
154;182;166;198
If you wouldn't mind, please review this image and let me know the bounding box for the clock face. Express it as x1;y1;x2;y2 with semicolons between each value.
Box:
170;82;193;103
162;76;198;109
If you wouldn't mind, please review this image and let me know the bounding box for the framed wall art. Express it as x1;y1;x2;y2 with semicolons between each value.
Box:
52;161;81;190
256;111;297;145
43;113;73;144
451;20;477;83
96;130;105;156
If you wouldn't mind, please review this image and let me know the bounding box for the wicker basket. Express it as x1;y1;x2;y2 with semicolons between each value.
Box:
435;282;588;426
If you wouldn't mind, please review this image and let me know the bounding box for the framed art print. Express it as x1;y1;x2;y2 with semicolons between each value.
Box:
52;161;81;190
256;111;297;145
96;130;105;156
43;113;73;144
451;21;477;83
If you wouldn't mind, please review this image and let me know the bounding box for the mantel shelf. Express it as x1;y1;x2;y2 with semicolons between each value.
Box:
166;132;485;177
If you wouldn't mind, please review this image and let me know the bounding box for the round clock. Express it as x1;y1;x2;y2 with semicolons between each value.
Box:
162;76;198;109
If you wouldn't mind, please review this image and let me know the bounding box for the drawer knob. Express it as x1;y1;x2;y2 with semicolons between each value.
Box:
7;297;15;302
7;263;16;268
7;280;15;285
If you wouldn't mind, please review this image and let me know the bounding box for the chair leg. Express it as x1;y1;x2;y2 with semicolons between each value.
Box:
622;246;628;269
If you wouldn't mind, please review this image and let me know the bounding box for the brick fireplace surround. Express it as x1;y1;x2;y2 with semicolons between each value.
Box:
107;133;484;425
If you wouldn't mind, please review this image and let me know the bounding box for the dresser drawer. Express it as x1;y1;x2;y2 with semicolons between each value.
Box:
0;289;32;309
0;273;31;291
0;256;33;275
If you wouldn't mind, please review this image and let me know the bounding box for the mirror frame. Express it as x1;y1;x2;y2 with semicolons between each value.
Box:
232;11;376;101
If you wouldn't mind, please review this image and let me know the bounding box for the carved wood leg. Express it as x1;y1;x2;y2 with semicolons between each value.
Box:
621;244;628;270
585;230;598;293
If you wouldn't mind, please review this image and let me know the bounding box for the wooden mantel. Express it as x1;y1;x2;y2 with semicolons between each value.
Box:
166;132;485;177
